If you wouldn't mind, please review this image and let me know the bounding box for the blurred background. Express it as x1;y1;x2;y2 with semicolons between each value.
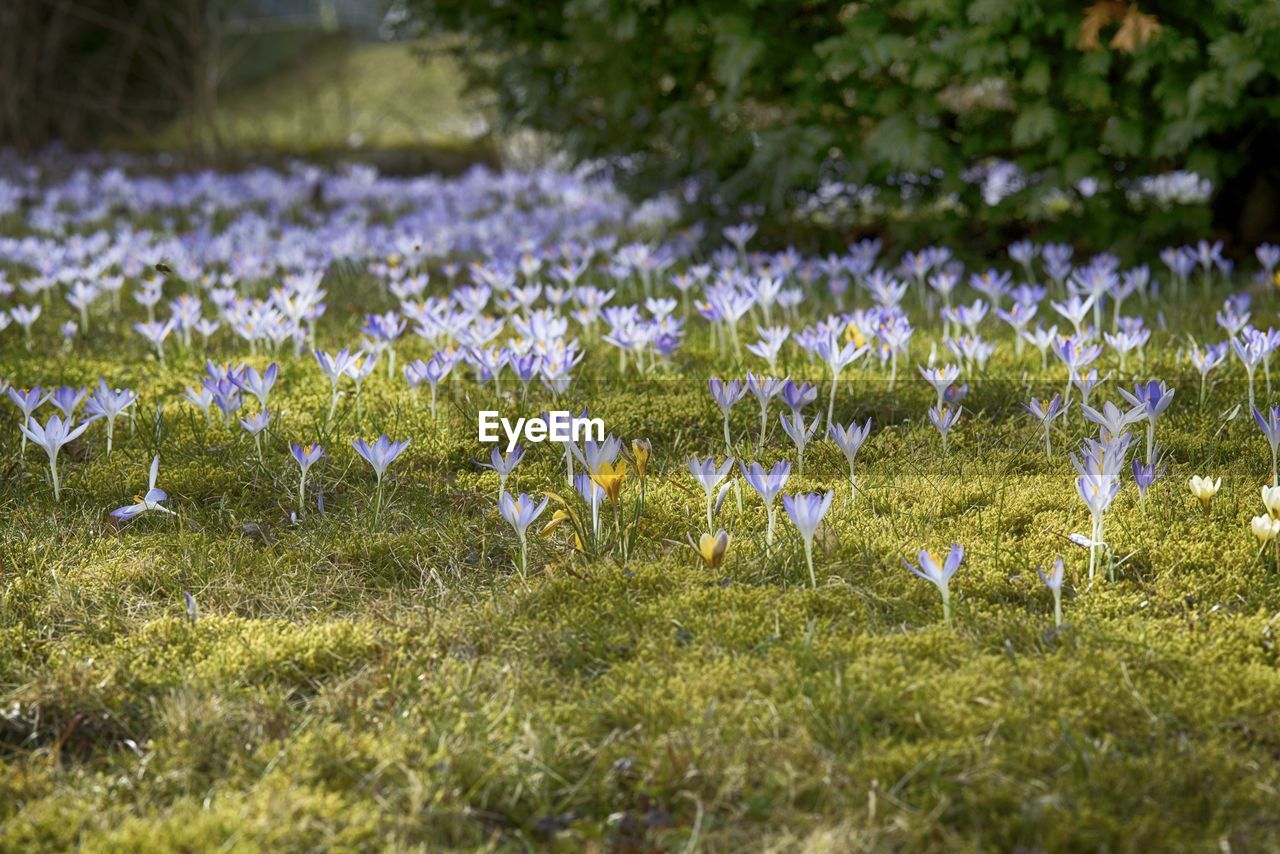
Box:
3;0;1279;251
0;0;494;173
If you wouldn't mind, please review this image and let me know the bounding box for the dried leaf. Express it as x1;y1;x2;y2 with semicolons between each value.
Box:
1078;1;1125;51
1078;2;1160;53
1111;7;1161;53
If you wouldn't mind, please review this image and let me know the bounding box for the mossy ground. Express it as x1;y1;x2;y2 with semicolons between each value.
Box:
4;266;1280;851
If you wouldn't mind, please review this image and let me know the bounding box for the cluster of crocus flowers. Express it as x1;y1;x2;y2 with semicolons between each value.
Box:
543;434;646;561
1253;485;1280;565
1073;433;1128;579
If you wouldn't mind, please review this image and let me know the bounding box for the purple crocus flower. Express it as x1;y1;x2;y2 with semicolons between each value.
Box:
290;442;325;516
7;386;48;453
779;410;821;474
498;491;549;583
688;455;735;533
240;410;270;435
782;491;834;588
928;405;960;454
1076;471;1121;579
709;377;747;452
240;409;271;460
352;435;410;525
780;380;818;416
476;444;525;501
903;543;965;624
813;335;867;430
353;435;409;480
746;372;786;450
48;385;87;419
1254;405;1280;487
829;418;872;502
84;380;138;457
919;364;960;409
1118;380;1174;465
1131;456;1165;502
315;348;361;420
110;456;173;521
1023;394;1065;458
740;460;791;546
235;363;279;409
1080;400;1142;442
20;414;89;501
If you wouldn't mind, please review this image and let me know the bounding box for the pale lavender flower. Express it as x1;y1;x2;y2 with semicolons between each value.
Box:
919;364;960;409
499;491;549;583
829;418;872;502
477;445;525;502
782;491;834;587
240;410;271;460
1023;394;1065;458
352;435;410;524
746;372;785;450
84;380;138;457
290;442;325;516
928;405;960;454
20;414;89;501
7;386;48;453
740;460;791;546
1037;557;1065;627
687;455;735;534
110;456;173;520
709;377;747;452
903;543;965;624
779;410;821;474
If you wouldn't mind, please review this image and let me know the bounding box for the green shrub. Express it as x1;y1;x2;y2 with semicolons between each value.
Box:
413;0;1280;245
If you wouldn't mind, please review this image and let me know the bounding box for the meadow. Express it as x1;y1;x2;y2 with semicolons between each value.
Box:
2;155;1280;851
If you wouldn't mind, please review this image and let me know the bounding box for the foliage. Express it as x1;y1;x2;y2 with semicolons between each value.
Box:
413;0;1280;242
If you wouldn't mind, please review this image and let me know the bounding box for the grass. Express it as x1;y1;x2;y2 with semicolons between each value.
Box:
4;236;1280;847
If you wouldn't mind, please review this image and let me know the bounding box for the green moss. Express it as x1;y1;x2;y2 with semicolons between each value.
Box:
5;265;1280;848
